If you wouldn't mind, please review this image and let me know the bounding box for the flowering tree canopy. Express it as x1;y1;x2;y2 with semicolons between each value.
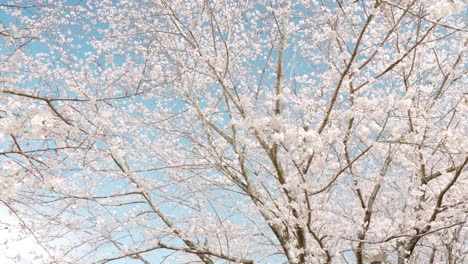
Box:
0;0;466;263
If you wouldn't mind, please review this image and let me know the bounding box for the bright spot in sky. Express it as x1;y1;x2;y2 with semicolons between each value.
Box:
0;206;45;264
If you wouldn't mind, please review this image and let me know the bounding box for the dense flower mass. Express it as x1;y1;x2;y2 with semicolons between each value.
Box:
0;0;466;263
427;0;465;18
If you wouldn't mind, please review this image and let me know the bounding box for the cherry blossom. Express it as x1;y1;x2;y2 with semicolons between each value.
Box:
0;1;466;263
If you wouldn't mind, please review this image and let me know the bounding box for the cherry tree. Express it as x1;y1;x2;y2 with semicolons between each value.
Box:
0;0;466;263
